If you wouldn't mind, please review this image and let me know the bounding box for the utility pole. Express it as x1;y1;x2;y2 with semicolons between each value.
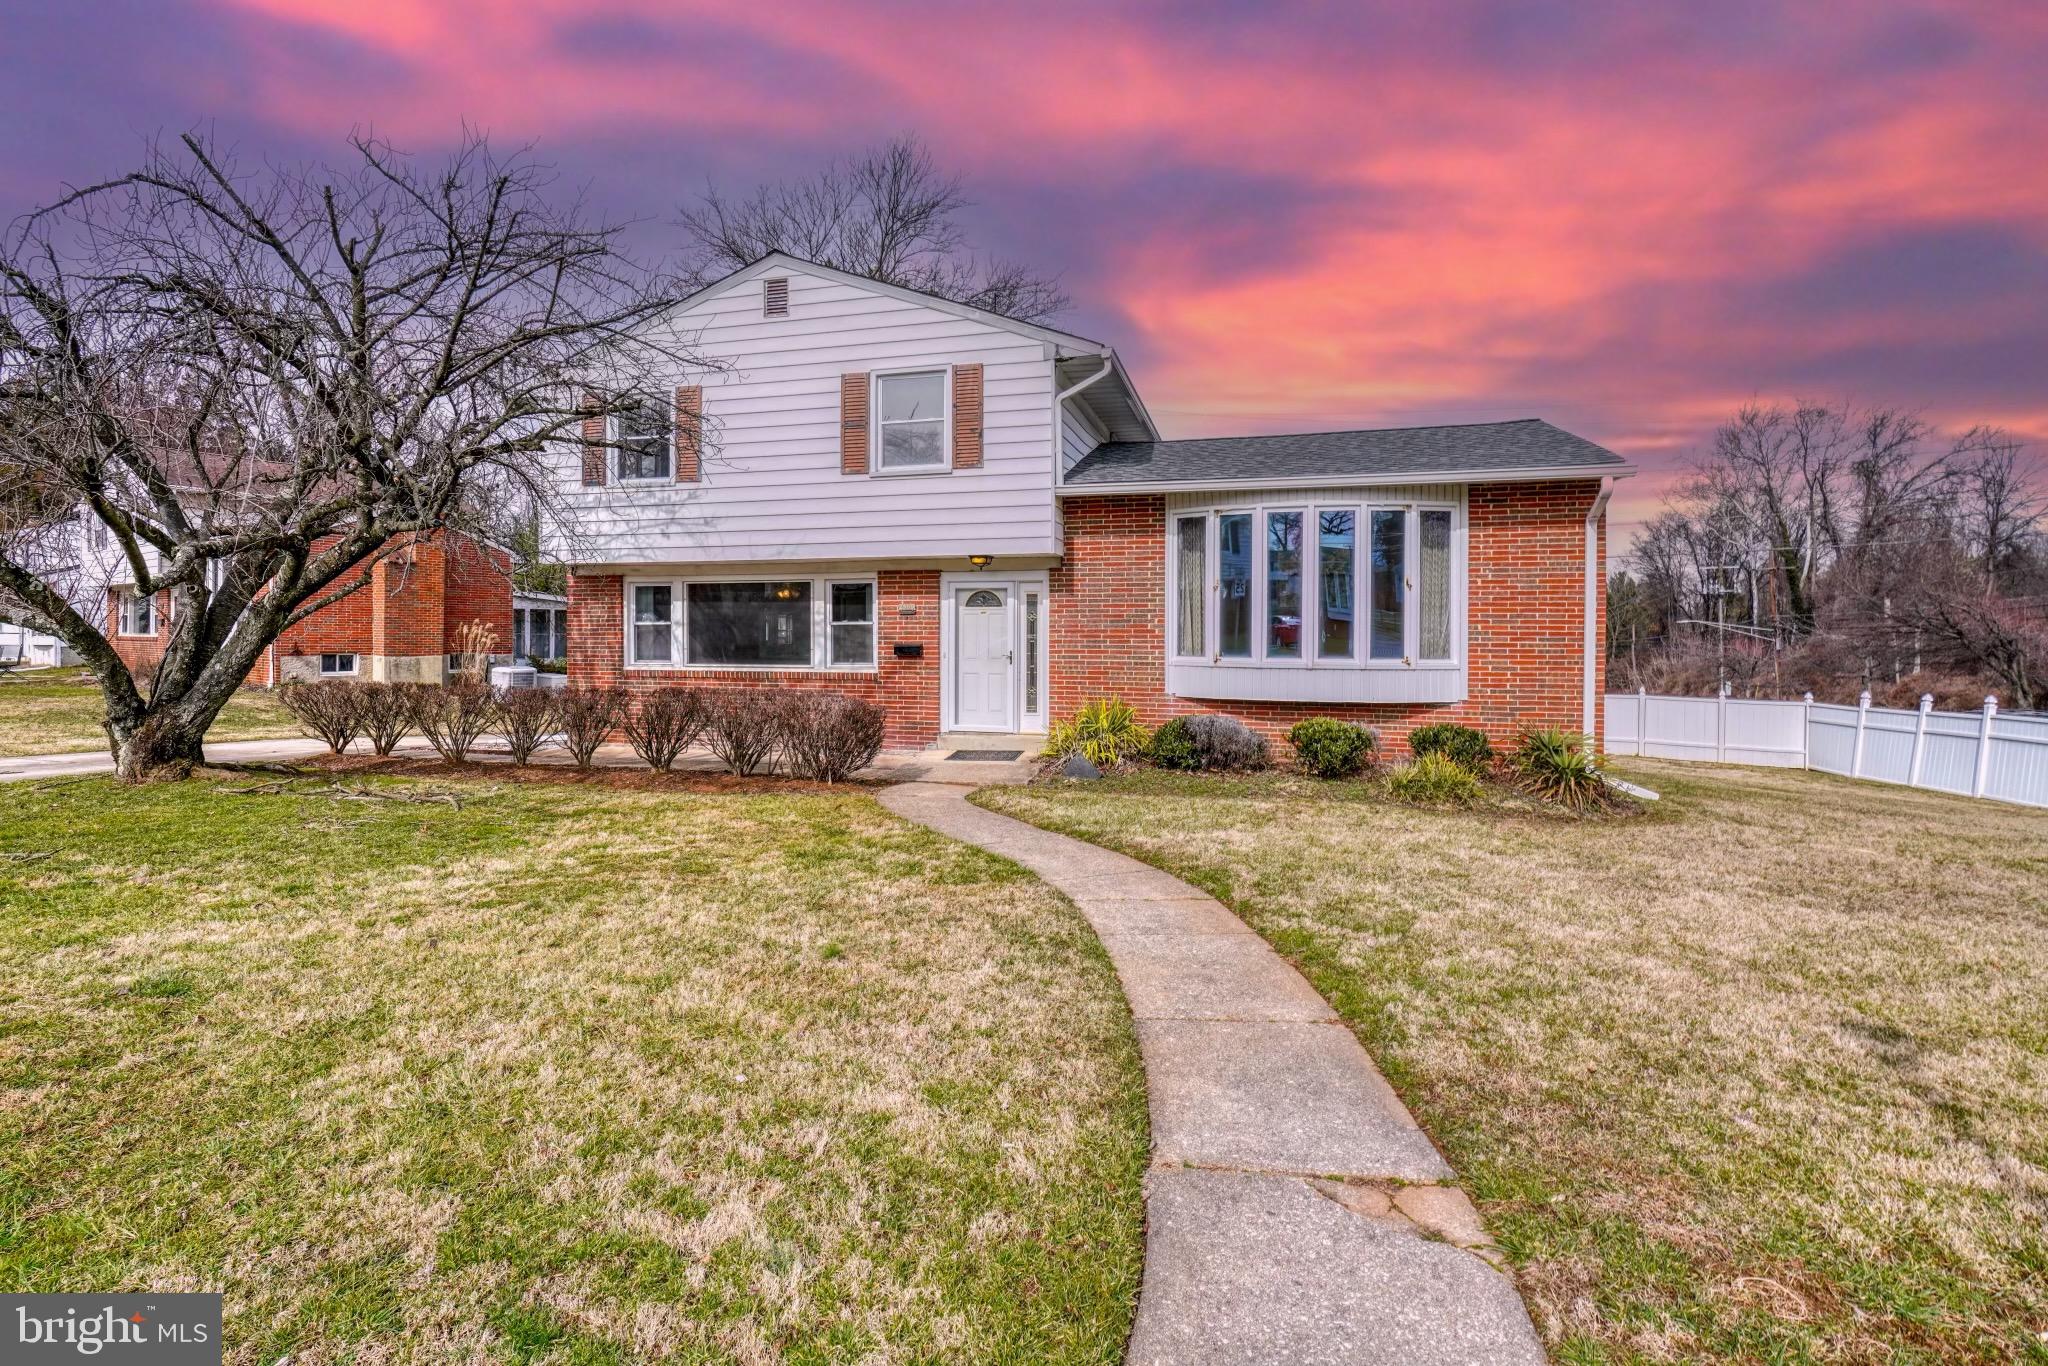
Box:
1707;564;1739;690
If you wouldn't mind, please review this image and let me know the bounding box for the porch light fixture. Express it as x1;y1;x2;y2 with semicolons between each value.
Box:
967;554;994;570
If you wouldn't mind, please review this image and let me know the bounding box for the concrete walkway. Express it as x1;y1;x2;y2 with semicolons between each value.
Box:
877;782;1544;1366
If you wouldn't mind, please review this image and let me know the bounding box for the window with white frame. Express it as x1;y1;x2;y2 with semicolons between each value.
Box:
614;401;671;481
1170;501;1458;668
828;582;874;666
319;652;358;675
874;370;947;471
117;590;154;636
626;577;878;669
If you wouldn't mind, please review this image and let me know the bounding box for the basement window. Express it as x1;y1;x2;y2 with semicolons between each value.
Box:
319;652;358;676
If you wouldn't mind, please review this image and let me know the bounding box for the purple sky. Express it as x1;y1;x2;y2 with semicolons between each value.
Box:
6;0;2047;537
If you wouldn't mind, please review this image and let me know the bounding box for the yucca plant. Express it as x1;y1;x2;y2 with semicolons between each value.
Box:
1511;727;1612;812
1386;751;1483;806
1044;697;1152;768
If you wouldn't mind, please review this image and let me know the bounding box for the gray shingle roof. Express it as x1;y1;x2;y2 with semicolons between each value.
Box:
1062;418;1626;487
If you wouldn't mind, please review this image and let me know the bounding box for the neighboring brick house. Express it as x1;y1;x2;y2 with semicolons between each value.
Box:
557;253;1628;753
108;530;515;686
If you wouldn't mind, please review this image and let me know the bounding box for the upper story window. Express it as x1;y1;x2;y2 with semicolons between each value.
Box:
1171;499;1459;669
874;370;947;471
117;589;154;637
614;401;671;481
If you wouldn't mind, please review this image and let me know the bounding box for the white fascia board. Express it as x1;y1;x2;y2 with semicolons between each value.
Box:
1054;463;1637;497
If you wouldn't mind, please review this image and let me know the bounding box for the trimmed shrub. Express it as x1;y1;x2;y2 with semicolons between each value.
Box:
1288;717;1378;779
704;689;786;776
407;679;498;763
356;682;414;756
495;686;561;766
1386;752;1483;807
278;680;362;755
1407;722;1494;773
1045;697;1151;768
782;692;886;782
556;685;627;769
1151;713;1268;771
1512;727;1613;812
624;687;709;772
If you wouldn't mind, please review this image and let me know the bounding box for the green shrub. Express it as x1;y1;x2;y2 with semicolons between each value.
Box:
1150;714;1269;771
1045;697;1151;768
1407;722;1494;773
1512;727;1613;811
1288;717;1377;779
1386;752;1483;807
1149;716;1198;770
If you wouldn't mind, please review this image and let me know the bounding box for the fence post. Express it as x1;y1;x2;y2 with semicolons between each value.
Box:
1717;681;1730;763
1802;692;1814;769
1635;685;1647;757
1973;695;1998;798
1907;693;1932;788
1851;690;1871;778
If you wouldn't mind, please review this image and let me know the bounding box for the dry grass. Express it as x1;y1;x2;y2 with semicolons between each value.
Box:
0;669;302;757
979;762;2048;1364
0;772;1147;1362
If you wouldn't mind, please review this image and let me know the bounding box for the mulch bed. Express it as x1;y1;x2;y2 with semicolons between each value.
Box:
279;751;878;797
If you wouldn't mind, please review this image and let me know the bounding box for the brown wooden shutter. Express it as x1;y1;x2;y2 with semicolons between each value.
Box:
579;390;606;487
840;373;870;475
951;364;984;469
673;385;702;482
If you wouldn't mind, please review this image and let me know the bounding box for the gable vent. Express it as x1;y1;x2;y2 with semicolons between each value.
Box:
762;276;790;318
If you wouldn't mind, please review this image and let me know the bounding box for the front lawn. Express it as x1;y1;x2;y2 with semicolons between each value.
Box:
0;669;302;757
978;762;2048;1364
0;773;1148;1362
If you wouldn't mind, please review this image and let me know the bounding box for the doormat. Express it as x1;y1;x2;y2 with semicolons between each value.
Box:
947;749;1024;761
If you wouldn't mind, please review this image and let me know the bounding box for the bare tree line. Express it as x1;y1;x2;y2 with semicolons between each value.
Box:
1611;402;2048;708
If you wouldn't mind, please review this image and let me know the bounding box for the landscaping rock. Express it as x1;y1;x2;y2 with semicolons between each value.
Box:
1061;754;1102;779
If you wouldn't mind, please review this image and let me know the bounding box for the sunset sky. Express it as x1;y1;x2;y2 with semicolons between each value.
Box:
6;0;2046;539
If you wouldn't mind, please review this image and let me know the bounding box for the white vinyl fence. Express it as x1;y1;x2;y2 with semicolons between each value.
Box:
1606;688;2048;810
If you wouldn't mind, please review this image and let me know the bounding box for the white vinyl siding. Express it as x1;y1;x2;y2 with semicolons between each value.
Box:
562;269;1059;563
1059;397;1105;474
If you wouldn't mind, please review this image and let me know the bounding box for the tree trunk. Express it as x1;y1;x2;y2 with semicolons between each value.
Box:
110;711;210;783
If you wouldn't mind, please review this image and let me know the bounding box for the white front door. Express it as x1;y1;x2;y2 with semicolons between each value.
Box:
954;586;1013;730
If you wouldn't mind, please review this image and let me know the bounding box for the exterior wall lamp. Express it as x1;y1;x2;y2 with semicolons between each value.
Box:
967;554;994;570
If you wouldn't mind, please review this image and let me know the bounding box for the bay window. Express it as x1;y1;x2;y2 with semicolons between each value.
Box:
1168;498;1460;670
625;576;878;670
1318;511;1356;658
1266;511;1303;659
1174;516;1206;657
1218;512;1252;658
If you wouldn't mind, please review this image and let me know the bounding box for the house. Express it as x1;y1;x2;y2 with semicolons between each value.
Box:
1;618;79;668
558;253;1632;752
107;529;516;686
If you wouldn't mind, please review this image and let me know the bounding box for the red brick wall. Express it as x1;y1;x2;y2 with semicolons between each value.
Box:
568;569;942;747
1051;482;1606;755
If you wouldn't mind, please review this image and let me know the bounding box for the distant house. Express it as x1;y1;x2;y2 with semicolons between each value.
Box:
0;619;78;668
107;530;515;685
554;253;1632;751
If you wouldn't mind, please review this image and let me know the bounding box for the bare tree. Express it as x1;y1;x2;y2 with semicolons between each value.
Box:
679;136;1069;323
0;130;695;780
